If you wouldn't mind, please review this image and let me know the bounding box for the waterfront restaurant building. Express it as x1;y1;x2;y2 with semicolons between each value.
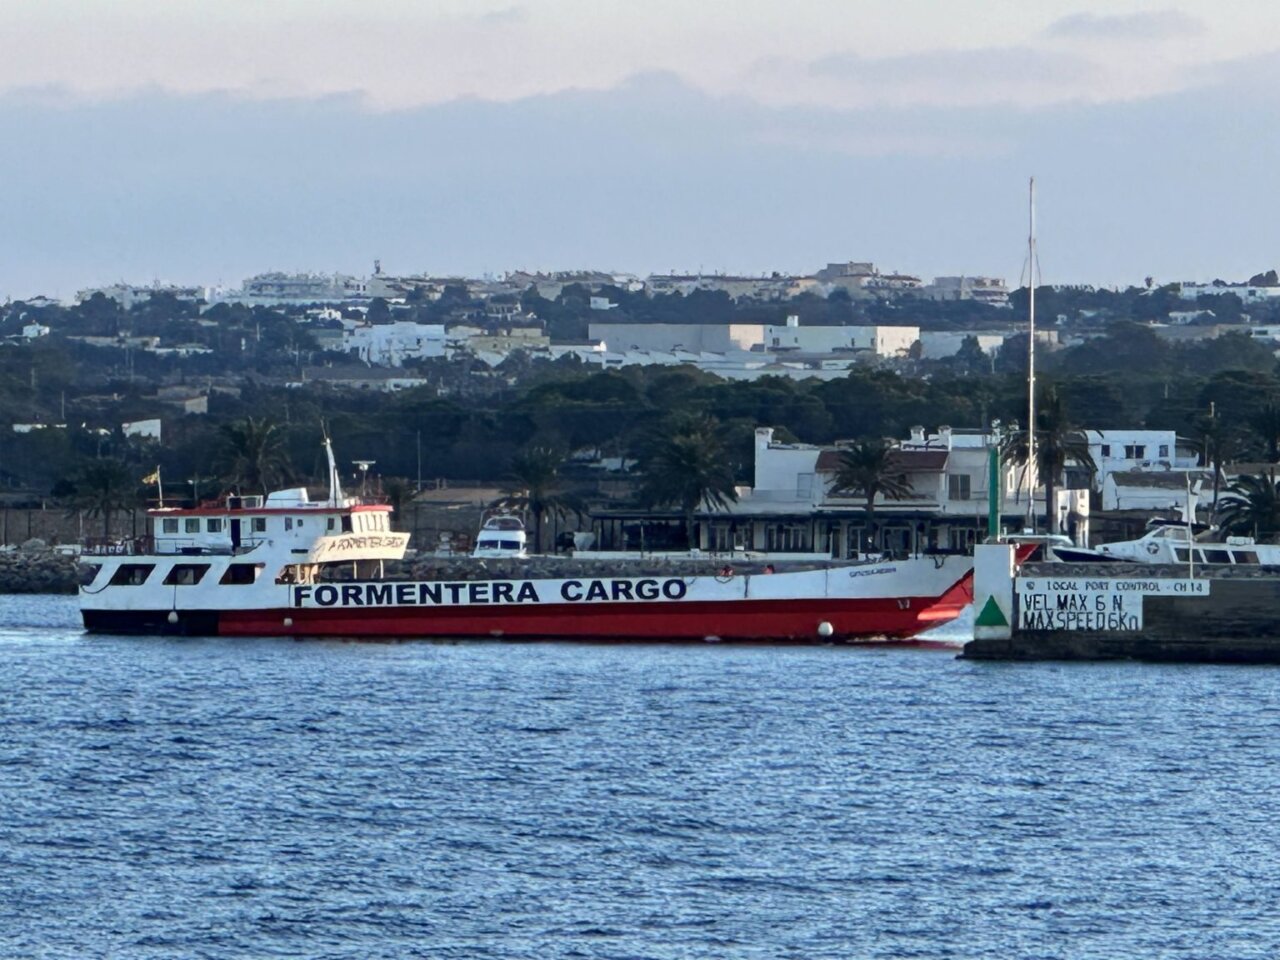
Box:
588;426;1091;558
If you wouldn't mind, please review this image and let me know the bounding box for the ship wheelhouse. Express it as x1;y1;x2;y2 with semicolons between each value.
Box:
79;441;410;610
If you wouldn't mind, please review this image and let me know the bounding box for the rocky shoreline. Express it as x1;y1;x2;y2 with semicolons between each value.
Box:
0;543;80;594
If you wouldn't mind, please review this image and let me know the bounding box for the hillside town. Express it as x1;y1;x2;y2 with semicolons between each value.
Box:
4;257;1280;560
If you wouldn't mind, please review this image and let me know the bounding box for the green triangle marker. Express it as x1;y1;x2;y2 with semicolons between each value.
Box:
975;595;1009;627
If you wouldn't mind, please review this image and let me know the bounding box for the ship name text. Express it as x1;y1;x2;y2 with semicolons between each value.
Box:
291;577;690;608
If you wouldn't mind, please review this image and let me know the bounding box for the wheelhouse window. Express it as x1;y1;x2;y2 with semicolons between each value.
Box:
162;518;179;534
206;518;223;533
109;564;155;586
219;563;263;585
252;517;267;533
184;518;200;533
164;563;210;585
285;517;294;531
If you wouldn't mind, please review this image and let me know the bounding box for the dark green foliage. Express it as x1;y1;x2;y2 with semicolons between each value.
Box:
638;416;738;547
1217;472;1280;541
498;447;578;552
66;458;139;539
829;439;914;522
219;418;292;494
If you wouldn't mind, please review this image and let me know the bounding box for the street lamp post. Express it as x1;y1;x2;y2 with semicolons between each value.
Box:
353;460;376;498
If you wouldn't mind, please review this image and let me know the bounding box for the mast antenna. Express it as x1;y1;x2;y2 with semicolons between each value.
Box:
1026;176;1037;532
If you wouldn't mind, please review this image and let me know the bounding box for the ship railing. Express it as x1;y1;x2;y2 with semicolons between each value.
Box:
82;536;155;557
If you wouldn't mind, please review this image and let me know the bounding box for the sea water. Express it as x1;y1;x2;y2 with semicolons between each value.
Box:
3;595;1280;958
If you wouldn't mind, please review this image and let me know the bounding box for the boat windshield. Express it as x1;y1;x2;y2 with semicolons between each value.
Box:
483;516;525;531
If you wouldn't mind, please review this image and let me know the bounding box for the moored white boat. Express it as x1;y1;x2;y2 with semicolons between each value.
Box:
1092;521;1280;566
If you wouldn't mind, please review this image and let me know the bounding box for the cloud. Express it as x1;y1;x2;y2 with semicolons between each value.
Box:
746;45;1100;109
1046;9;1206;42
0;63;1278;297
808;45;1091;88
475;5;526;27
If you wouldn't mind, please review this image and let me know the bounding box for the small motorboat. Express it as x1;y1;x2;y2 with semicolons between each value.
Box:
471;514;529;559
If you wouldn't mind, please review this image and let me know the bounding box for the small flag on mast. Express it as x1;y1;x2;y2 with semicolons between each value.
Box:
141;468;161;485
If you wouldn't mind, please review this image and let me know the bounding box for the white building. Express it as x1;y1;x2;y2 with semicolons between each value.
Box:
21;323;49;339
1179;282;1280;303
1101;470;1214;513
718;425;1088;555
215;272;368;306
122;418;162;442
1085;430;1200;493
918;331;1005;360
344;321;446;367
588;322;766;354
762;317;920;358
923;276;1010;306
75;282;204;310
1248;325;1280;344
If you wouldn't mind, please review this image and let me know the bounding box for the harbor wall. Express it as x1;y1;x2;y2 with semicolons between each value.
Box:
964;554;1280;663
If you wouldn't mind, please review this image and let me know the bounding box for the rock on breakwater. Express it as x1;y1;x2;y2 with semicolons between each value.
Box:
0;544;79;594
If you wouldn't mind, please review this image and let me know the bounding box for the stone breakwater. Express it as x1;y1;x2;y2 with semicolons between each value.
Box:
385;555;832;582
0;545;79;594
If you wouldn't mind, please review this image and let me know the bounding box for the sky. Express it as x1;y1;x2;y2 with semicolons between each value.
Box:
3;0;1280;298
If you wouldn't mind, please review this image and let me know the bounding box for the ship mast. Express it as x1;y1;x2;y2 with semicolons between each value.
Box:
1026;176;1037;531
323;434;345;506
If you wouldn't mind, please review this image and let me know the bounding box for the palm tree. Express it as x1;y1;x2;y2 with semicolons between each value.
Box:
1192;410;1247;513
499;447;575;552
1249;400;1280;462
1216;471;1280;540
638;418;738;549
1001;387;1095;533
69;458;139;540
829;438;914;535
219;418;291;494
381;477;415;532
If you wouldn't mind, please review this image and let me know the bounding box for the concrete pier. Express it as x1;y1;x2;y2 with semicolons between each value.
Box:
964;548;1280;663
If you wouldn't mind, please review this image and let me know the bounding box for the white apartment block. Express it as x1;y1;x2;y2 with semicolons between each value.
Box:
344;321;446;367
588;322;766;354
214;272;369;306
76;282;205;310
1179;282;1280;303
924;276;1010;306
1084;429;1200;494
763;317;920;358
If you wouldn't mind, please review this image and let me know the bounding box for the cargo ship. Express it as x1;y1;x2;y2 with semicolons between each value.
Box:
78;443;977;643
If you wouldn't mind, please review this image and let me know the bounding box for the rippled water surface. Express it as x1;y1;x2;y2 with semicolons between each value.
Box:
4;595;1280;958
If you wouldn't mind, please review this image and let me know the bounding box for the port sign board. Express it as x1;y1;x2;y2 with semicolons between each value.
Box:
1015;577;1209;632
